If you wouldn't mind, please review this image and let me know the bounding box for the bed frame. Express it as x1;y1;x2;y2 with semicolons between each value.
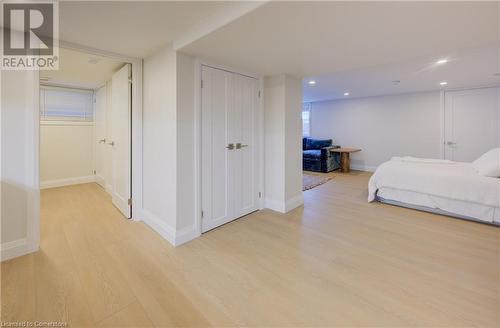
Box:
376;195;500;227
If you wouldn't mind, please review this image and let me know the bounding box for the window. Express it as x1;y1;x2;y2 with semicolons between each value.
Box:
302;102;311;137
40;86;94;121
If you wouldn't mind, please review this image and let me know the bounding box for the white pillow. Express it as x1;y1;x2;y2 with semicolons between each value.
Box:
472;148;500;177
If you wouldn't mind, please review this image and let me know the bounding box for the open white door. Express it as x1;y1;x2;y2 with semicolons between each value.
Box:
94;85;107;188
110;64;132;218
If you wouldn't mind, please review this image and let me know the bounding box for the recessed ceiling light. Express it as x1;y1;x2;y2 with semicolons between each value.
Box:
440;81;448;86
343;92;350;96
308;80;316;85
436;59;448;65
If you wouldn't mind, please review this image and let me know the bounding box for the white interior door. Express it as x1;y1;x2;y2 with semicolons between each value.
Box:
444;87;500;162
94;85;107;188
110;64;132;218
201;65;260;232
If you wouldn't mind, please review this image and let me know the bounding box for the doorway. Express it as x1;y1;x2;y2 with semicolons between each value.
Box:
39;48;133;218
443;86;500;162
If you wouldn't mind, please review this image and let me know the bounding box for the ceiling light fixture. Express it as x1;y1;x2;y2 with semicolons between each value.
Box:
436;59;448;65
343;92;350;96
308;80;316;85
440;81;448;86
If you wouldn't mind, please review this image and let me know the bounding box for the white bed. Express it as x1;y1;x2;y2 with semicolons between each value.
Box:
368;157;500;224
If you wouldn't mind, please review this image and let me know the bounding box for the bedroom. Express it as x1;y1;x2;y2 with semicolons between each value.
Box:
1;1;499;327
301;45;499;225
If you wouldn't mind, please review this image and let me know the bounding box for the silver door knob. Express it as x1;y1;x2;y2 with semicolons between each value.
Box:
235;143;248;149
99;139;106;144
226;143;235;150
108;141;115;146
446;141;456;146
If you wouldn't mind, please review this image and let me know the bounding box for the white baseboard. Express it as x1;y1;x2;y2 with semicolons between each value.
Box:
264;198;286;212
175;225;201;246
285;193;304;212
40;175;96;189
141;210;200;247
1;238;37;261
141;209;176;246
265;193;304;213
350;164;377;172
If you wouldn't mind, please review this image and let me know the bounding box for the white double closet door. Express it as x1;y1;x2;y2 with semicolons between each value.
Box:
201;65;261;232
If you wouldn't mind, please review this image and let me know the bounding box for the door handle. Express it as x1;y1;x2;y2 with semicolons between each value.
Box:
99;139;106;144
446;141;456;146
226;143;235;150
108;141;115;146
235;143;248;150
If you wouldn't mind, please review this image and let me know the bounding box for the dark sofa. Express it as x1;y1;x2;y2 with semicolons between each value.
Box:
303;137;341;173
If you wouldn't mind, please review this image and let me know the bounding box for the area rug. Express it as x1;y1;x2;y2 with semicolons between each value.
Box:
303;173;332;191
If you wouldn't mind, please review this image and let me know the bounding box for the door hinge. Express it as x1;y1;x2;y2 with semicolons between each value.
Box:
128;198;132;206
93;170;96;175
201;211;204;218
258;90;261;98
258;191;262;198
201;80;204;88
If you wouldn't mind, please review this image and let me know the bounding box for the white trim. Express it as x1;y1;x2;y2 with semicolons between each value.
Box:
285;194;304;212
0;238;37;262
40;175;96;189
194;58;264;235
40;120;94;126
265;193;304;213
175;226;201;246
141;210;175;246
29;70;41;258
350;164;377;172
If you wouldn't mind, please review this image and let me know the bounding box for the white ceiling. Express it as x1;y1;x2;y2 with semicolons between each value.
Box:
59;1;265;58
303;46;500;102
40;48;124;89
181;1;500;77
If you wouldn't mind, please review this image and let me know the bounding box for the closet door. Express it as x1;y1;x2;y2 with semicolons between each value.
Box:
110;64;132;218
232;73;260;219
201;65;260;232
202;66;233;231
94;86;107;188
444;87;499;162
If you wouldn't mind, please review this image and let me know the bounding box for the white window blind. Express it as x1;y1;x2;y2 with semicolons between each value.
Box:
40;86;94;121
302;102;311;137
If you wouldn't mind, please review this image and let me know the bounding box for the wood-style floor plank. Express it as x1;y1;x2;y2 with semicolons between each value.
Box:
1;172;499;327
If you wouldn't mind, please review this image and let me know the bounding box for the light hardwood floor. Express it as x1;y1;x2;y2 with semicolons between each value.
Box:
2;171;499;327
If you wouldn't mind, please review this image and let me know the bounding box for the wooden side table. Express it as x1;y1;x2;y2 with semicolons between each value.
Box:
329;148;361;173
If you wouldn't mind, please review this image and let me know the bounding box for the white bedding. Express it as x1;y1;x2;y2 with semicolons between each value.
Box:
368;157;500;223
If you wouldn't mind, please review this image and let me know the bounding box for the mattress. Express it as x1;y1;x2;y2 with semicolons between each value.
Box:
377;187;500;224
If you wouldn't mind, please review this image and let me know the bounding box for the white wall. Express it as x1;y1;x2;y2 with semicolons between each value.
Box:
264;74;303;213
142;45;178;241
40;122;95;188
310;91;442;171
175;52;197;238
1;70;40;261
